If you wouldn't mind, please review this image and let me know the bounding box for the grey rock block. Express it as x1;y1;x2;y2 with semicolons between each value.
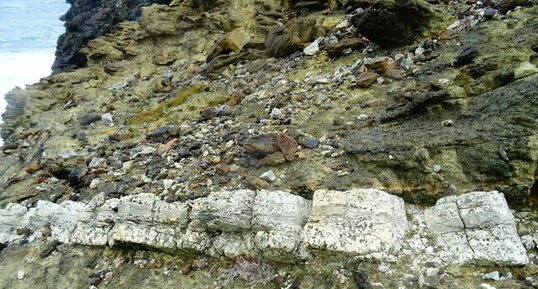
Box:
425;191;528;265
302;189;408;258
190;190;256;232
252;190;312;259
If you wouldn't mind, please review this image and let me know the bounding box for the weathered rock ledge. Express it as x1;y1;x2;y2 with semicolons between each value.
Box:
0;189;528;266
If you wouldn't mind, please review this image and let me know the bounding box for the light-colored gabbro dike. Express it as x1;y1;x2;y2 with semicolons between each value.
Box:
0;189;528;265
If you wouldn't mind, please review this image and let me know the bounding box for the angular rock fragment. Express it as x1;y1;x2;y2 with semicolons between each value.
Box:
276;133;298;161
324;37;366;58
302;189;408;258
425;191;528;265
356;71;379;88
265;18;318;57
453;46;478;67
0;204;28;243
206;27;251;62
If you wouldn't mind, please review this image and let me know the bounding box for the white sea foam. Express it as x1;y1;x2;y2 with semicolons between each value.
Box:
0;51;55;145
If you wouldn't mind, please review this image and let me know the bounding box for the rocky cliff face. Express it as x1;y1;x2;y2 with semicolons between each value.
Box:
53;0;173;72
1;0;538;287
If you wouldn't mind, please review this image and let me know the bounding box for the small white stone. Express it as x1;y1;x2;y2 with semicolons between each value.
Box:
304;38;321;56
17;270;24;280
484;271;500;281
357;114;368;121
163;179;174;190
378;263;391;272
432;164;442;173
335;19;350;29
89;179;100;189
480;284;496;289
376;77;385;84
101;113;114;126
442;119;454;127
260;170;277;182
426;267;439;277
438;78;451;85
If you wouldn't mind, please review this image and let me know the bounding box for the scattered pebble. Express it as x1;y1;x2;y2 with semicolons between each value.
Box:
260;170;277;182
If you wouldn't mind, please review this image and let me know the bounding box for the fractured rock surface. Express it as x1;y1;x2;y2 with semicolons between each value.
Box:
1;189;528;266
303;189;408;258
425;191;528;265
0;189;410;261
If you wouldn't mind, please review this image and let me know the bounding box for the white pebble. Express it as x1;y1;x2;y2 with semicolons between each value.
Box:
260;170;277;182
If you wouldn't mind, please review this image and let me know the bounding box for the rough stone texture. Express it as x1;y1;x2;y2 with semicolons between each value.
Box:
302;189;408;258
0;203;28;243
190;190;256;232
0;189;412;260
253;190;312;259
425;191;529;265
342;74;538;205
53;0;173;72
350;0;442;47
265;18;319;57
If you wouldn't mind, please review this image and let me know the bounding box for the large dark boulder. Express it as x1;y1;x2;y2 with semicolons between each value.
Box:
350;0;441;48
52;0;172;73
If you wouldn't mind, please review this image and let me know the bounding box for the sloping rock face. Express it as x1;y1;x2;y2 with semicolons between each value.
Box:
1;0;538;287
53;0;173;72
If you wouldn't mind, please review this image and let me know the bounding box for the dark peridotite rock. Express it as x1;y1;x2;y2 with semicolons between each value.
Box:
53;0;174;72
324;37;367;58
244;135;279;158
495;0;532;13
68;167;81;188
78;114;102;126
146;126;172;142
177;148;192;159
493;70;515;86
350;0;441;47
300;137;320;149
342;75;538;205
453;47;479;67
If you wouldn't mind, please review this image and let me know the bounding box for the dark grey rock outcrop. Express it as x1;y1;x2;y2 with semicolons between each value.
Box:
52;0;172;72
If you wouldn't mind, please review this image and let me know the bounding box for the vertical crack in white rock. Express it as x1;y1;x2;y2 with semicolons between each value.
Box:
454;200;476;260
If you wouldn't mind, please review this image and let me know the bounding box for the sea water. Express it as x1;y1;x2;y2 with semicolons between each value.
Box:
0;0;68;145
